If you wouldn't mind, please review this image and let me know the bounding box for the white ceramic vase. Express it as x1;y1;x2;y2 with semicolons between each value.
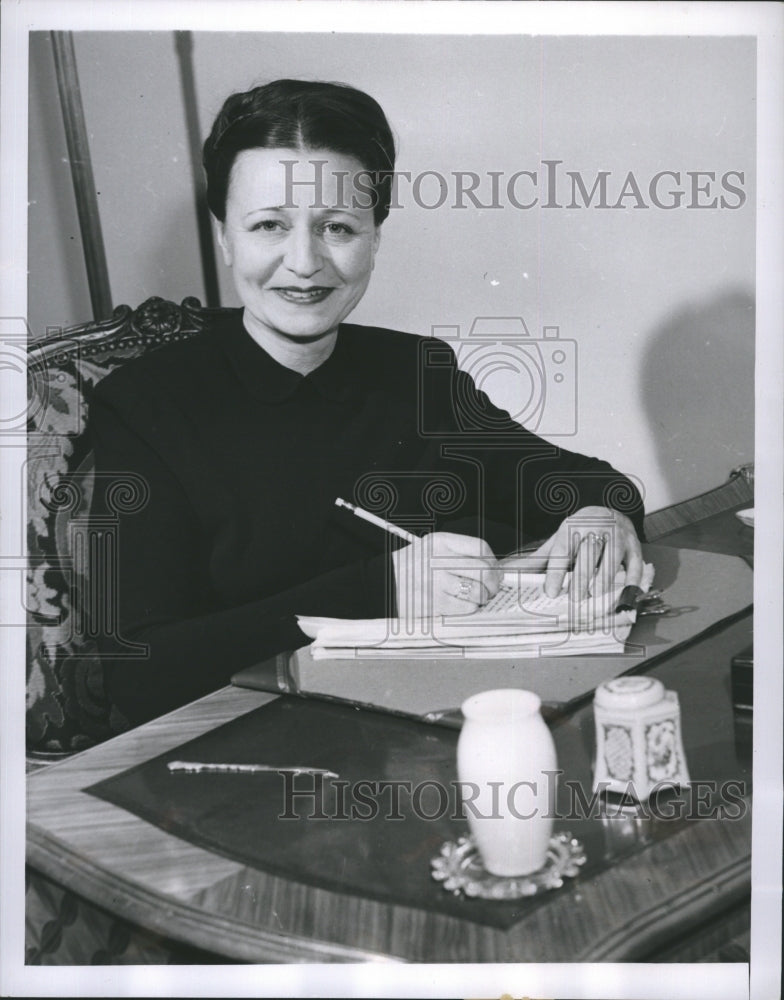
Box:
457;688;557;876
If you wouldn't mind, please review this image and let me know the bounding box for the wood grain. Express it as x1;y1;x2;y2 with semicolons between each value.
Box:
644;475;753;540
27;684;751;963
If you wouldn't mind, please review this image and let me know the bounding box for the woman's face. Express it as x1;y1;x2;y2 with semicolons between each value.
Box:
217;147;380;347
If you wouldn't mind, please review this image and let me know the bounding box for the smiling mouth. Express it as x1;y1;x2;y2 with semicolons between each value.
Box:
273;287;334;304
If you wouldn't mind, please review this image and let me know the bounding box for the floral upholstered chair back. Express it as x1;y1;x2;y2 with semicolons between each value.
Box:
27;296;230;758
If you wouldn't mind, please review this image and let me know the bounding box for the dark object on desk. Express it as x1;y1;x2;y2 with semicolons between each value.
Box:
615;584;644;613
731;644;753;712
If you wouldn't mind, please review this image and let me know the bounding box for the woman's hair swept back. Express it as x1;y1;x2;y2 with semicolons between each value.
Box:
203;79;396;225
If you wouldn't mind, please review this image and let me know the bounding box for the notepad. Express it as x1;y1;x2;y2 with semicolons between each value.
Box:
298;564;655;659
233;546;753;712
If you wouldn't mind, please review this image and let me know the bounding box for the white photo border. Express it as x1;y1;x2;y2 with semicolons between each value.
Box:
2;2;781;998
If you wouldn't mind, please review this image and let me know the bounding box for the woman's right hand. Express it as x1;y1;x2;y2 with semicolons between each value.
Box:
391;532;503;620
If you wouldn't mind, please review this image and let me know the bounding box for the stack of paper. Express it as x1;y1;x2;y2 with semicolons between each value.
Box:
298;564;655;660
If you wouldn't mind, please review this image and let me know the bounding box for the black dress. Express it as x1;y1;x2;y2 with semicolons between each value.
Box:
89;311;644;724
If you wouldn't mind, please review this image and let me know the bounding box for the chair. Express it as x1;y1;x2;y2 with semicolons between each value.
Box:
26;295;233;759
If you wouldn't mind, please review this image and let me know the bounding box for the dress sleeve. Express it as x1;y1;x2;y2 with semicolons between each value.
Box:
88;387;394;726
430;348;645;546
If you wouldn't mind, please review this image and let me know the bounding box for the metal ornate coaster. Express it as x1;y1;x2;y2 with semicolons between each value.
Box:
431;831;586;900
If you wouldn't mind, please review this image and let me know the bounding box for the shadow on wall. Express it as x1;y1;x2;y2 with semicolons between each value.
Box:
640;289;755;502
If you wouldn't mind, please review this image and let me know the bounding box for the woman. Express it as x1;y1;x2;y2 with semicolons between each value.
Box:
89;79;644;726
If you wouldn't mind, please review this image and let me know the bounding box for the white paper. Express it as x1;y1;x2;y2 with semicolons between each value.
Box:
298;564;653;656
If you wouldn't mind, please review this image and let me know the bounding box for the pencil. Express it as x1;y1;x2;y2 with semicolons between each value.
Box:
167;760;339;778
334;497;416;543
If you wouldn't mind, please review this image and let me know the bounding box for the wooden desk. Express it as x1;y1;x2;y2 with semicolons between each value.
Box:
26;481;754;964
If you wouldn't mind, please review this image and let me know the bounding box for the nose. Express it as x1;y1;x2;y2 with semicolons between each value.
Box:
283;226;323;279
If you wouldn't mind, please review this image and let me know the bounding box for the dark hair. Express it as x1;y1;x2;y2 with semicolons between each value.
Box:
203;79;396;225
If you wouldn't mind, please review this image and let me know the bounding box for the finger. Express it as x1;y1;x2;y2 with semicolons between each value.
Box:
623;541;645;588
593;531;618;596
432;554;500;591
534;534;556;559
475;552;503;595
449;574;488;605
571;532;602;601
438;532;495;558
467;569;502;605
481;565;504;597
497;533;555;570
498;551;549;573
544;530;576;598
437;592;480;617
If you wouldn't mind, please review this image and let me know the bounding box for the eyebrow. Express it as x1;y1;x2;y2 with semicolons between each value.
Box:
241;205;287;219
241;206;367;222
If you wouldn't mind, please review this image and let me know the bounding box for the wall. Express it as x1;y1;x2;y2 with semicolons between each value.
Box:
27;32;756;511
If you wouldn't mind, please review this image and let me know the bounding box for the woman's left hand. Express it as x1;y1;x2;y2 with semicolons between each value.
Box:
500;506;643;600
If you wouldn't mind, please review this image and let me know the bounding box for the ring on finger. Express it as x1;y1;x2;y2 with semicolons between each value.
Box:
458;578;473;598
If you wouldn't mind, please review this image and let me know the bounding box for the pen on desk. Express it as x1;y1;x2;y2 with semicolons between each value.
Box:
335;497;416;543
167;761;339;779
421;707;464;728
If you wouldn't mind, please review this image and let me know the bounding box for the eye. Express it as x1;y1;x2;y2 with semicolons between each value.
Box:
251;219;284;233
320;221;355;237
